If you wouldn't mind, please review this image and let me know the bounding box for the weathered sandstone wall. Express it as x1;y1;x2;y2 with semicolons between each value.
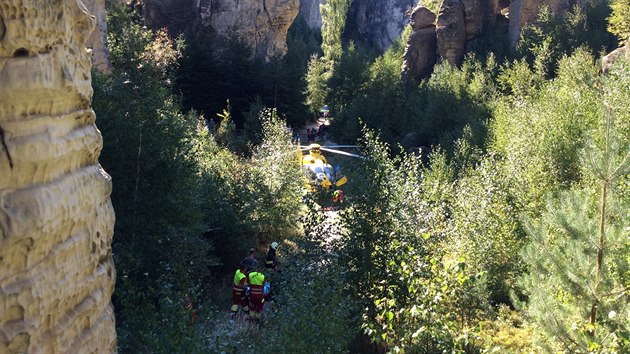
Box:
0;0;116;352
346;0;416;51
83;0;112;72
403;0;572;87
201;0;299;61
300;0;416;52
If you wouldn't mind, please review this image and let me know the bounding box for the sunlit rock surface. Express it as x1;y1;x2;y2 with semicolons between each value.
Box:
144;0;300;61
0;0;116;352
83;0;112;72
201;0;299;61
602;42;629;73
297;0;417;52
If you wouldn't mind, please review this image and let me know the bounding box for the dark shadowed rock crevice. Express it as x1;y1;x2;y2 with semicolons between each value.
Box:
144;0;202;36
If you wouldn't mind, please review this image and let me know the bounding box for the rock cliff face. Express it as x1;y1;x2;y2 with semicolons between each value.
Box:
402;0;569;79
300;0;416;51
346;0;416;51
436;0;468;65
601;42;629;73
300;0;325;29
141;0;299;61
201;0;299;60
0;1;116;352
83;0;112;72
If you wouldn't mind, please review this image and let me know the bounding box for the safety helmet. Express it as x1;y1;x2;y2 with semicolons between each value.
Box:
271;242;278;250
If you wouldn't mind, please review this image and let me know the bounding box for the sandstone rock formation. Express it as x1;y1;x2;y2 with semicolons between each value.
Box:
136;0;300;61
84;0;112;72
401;6;437;88
0;1;116;352
601;41;629;73
347;0;416;51
299;0;416;51
462;0;484;40
299;0;325;29
201;0;299;61
433;0;574;65
436;0;467;65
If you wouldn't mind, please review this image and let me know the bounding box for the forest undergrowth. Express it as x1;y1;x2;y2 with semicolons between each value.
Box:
95;2;629;353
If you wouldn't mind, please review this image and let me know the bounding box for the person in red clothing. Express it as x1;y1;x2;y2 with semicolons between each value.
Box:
247;265;266;322
231;263;249;319
332;189;344;204
184;294;198;325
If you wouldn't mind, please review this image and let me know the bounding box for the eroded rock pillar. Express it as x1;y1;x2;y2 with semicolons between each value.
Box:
401;6;437;89
0;0;116;352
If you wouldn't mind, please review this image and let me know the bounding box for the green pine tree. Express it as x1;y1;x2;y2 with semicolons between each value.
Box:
518;113;629;353
320;0;353;69
305;54;330;115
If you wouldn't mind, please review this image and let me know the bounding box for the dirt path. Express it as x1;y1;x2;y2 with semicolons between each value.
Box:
203;209;344;352
296;117;333;145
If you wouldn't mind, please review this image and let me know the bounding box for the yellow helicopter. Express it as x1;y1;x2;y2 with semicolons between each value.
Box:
299;143;362;193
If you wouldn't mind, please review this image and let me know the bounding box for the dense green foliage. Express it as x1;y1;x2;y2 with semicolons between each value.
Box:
176;23;314;129
516;1;615;78
608;0;630;43
320;0;353;68
95;4;304;351
340;132;490;352
94;1;629;352
95;7;214;350
304;54;330;116
330;46;493;153
304;0;352;115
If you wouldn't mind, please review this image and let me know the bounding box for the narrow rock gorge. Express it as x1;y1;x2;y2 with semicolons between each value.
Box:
0;1;116;352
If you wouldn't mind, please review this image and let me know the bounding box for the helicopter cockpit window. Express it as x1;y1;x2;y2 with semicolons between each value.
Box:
310;165;324;174
323;164;334;180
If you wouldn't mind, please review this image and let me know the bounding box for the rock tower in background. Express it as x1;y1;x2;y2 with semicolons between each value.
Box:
402;0;572;86
0;0;116;352
201;0;299;61
401;6;437;89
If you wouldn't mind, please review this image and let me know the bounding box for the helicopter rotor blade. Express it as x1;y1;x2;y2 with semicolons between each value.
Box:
319;147;365;159
321;145;358;149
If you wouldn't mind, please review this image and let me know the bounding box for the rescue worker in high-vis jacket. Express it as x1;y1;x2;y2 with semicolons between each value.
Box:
332;189;344;204
265;242;279;270
247;265;266;321
231;263;249;318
